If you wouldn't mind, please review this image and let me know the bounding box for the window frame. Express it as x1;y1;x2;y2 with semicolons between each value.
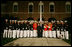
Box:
28;2;34;14
38;1;44;13
13;2;18;13
65;1;71;13
49;2;55;13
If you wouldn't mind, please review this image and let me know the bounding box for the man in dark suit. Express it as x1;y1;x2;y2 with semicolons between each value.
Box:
8;20;13;38
37;23;42;38
41;22;44;37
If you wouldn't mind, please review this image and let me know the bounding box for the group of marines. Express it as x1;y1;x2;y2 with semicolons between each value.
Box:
3;19;69;40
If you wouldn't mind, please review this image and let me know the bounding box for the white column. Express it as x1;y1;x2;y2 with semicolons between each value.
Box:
40;1;42;22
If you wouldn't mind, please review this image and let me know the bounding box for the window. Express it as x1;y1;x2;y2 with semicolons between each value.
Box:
28;2;33;13
50;5;54;12
29;5;33;12
49;2;55;12
66;2;71;12
13;2;18;12
14;5;17;12
39;1;44;13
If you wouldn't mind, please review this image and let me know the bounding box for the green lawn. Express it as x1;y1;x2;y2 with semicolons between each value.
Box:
1;33;17;46
1;38;17;45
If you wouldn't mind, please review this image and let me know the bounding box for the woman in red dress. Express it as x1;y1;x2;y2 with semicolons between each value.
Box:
33;21;38;37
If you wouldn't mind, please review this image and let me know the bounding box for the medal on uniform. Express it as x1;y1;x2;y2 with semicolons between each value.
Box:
23;28;24;30
26;27;27;29
61;29;63;30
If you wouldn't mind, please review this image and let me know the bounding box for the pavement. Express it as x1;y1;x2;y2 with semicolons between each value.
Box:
3;38;71;46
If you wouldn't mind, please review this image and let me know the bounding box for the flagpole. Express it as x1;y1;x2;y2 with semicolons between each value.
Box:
40;1;42;22
40;1;42;26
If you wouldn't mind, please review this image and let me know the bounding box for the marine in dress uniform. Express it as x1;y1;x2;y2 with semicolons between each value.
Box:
44;23;48;37
26;22;30;37
3;19;9;38
51;20;54;38
64;20;69;39
15;20;18;38
16;21;20;38
8;20;13;38
60;20;65;39
52;20;56;38
20;21;24;38
23;20;27;37
29;22;33;37
56;20;61;38
12;20;17;38
22;21;25;38
10;20;14;38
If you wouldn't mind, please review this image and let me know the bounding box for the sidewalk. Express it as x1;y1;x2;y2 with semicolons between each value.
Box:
4;38;71;46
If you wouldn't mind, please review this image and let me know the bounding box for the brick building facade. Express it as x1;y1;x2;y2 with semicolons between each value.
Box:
1;1;71;21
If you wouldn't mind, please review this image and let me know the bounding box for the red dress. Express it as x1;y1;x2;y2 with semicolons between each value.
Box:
44;24;48;31
33;23;37;30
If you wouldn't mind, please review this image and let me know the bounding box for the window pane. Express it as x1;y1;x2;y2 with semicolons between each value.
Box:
42;5;43;12
50;5;54;12
50;5;54;9
14;5;17;12
29;5;33;12
66;5;71;12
